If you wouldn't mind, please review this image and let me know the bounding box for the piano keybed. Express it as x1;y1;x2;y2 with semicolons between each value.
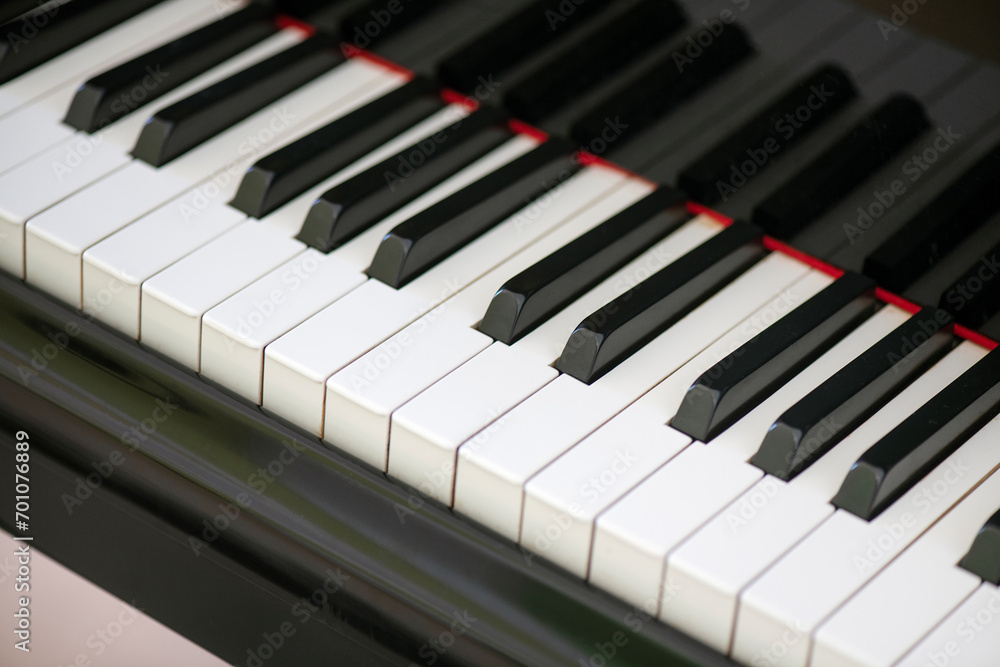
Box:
1;0;999;665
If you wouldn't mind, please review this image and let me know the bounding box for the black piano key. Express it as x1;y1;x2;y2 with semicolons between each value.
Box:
367;139;581;289
959;509;1000;585
297;107;512;253
339;0;452;50
132;34;344;167
503;0;687;125
831;345;1000;521
672;272;878;443
863;144;1000;293
438;0;614;95
677;65;857;205
752;307;956;481
752;95;930;239
555;221;766;385
940;239;1000;330
477;187;690;344
570;22;753;155
0;0;163;84
230;77;444;218
64;5;277;133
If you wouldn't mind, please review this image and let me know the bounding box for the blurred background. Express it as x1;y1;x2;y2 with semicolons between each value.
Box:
851;0;1000;64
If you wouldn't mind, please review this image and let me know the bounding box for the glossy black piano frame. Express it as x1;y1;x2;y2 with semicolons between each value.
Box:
0;271;737;666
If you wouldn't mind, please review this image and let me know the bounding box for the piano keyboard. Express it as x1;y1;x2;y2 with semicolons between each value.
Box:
1;0;999;665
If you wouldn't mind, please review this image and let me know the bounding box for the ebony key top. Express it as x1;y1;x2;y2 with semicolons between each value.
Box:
64;4;277;133
672;271;877;442
297;107;512;252
133;33;344;167
753;307;955;480
367;139;581;289
556;221;765;384
478;187;690;344
231;77;444;218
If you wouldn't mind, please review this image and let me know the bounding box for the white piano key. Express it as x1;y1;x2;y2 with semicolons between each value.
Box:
811;468;1000;667
27;57;398;307
263;165;629;437
326;208;718;471
663;477;832;654
325;321;493;469
590;443;763;612
141;221;305;369
0;29;305;279
732;412;1000;667
82;196;247;338
201;250;366;404
522;410;692;578
659;341;987;655
389;342;558;505
0;0;223;118
454;255;816;543
197;124;535;407
896;583;1000;667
